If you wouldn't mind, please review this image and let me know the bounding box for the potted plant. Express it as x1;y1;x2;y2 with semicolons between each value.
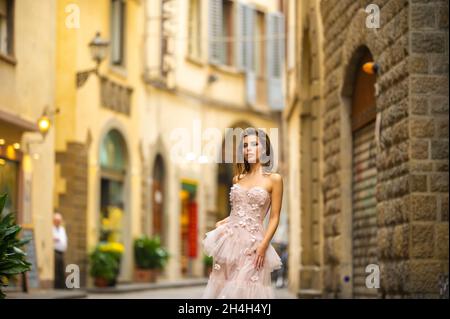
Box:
89;241;124;287
133;235;169;283
0;194;31;299
203;254;213;277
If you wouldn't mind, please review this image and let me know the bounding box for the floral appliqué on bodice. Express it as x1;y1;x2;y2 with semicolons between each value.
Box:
227;183;271;239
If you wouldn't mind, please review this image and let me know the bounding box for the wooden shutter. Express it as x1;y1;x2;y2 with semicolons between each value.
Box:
245;5;255;105
235;2;245;70
235;2;256;105
208;0;224;65
235;3;254;68
266;12;285;110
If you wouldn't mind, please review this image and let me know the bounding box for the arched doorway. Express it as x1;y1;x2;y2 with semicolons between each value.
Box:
347;47;378;298
99;129;129;279
152;154;166;245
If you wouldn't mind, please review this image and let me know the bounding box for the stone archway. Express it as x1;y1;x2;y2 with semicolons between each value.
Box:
333;8;381;298
341;46;378;298
98;127;131;282
152;153;166;245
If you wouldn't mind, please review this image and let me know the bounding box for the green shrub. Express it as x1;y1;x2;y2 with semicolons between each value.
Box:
134;235;169;270
0;194;31;299
89;244;121;283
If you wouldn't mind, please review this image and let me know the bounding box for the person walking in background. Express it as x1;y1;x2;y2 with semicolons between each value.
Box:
53;212;67;289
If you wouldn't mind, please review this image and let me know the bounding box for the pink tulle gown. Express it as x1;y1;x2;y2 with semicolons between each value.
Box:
201;183;282;299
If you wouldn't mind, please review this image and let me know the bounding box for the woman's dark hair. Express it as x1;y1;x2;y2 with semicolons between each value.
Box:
234;128;274;180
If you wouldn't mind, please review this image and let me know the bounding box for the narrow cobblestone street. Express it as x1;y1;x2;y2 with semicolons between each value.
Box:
86;285;296;299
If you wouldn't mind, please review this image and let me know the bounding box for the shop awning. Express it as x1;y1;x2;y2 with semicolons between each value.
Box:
0;109;39;144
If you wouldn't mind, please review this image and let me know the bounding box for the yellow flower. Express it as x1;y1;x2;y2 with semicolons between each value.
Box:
0;276;8;286
108;207;123;231
99;242;125;254
102;218;111;230
100;206;124;243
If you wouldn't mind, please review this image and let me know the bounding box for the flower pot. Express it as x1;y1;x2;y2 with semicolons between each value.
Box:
204;265;212;277
133;268;158;283
94;277;111;288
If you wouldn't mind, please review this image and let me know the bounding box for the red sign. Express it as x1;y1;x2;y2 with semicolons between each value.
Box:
188;201;198;258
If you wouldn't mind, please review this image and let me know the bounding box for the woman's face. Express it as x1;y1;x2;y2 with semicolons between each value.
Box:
243;134;260;164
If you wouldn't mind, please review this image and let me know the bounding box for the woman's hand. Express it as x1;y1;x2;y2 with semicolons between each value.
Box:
254;243;268;270
215;217;229;228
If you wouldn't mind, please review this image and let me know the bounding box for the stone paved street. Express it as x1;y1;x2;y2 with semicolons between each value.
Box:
86;285;296;299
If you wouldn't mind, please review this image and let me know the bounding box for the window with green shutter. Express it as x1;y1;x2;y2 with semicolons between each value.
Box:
266;12;285;110
208;0;224;65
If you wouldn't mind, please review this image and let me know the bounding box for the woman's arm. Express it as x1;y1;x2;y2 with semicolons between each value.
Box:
215;216;230;228
254;173;283;270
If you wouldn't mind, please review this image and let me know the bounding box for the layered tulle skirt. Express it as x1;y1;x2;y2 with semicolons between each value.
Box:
201;221;282;299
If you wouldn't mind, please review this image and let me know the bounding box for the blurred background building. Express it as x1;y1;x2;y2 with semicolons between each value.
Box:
0;0;56;288
0;0;448;298
284;0;449;298
141;0;287;281
1;0;288;289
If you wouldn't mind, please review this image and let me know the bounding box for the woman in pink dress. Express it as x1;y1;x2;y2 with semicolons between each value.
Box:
202;128;284;299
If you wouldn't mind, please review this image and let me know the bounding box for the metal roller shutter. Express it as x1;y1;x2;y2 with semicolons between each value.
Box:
352;121;378;298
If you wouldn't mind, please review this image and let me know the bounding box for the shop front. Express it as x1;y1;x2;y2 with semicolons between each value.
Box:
179;179;198;277
99;128;130;281
0;110;39;290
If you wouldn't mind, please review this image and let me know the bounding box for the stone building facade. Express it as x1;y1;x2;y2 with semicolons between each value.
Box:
286;0;448;298
284;0;325;298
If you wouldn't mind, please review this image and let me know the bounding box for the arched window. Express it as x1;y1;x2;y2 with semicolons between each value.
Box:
99;129;128;243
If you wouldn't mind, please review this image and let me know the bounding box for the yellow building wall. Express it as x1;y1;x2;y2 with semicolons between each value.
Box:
0;0;57;285
143;85;277;280
141;0;282;281
55;0;145;282
52;0;282;283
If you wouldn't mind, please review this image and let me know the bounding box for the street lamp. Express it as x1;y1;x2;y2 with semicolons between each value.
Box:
23;106;59;154
37;106;59;139
37;115;51;137
76;32;109;88
89;32;110;66
362;62;380;75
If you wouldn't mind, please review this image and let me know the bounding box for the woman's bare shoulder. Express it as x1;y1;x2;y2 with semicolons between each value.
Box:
269;172;283;181
269;172;283;186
